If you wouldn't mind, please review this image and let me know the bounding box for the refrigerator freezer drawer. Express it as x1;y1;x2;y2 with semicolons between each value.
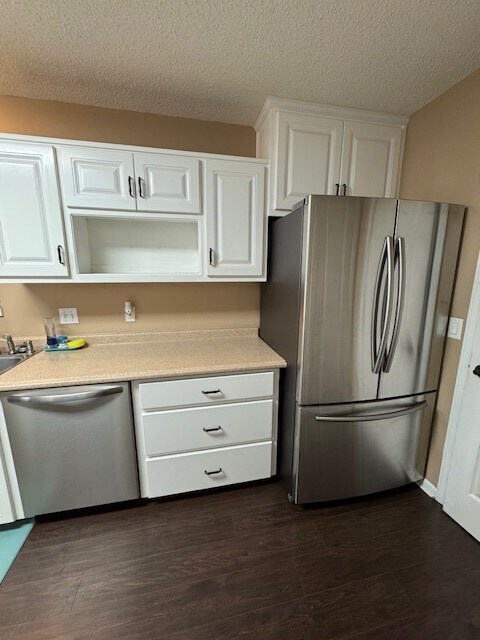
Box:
293;393;436;504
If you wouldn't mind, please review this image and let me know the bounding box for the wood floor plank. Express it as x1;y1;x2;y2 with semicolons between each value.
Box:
0;574;81;627
74;520;321;599
62;558;304;638
393;562;480;627
314;493;446;547
166;573;416;640
347;608;480;640
295;516;478;594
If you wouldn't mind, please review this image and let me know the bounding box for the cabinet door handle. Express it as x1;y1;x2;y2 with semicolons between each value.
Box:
202;389;222;395
204;468;223;476
128;176;136;198
335;183;340;195
57;245;66;265
209;248;216;267
342;183;347;196
203;426;223;433
138;176;146;198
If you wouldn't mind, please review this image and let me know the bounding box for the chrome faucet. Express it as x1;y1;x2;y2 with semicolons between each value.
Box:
3;335;34;356
4;334;16;355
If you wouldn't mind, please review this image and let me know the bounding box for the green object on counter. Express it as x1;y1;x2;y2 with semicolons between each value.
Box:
44;338;87;352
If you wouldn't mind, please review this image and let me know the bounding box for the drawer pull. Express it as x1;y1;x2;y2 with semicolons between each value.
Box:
203;426;223;433
202;389;222;395
204;468;223;476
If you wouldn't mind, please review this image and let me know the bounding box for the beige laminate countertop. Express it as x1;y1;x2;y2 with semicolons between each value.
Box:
0;329;286;392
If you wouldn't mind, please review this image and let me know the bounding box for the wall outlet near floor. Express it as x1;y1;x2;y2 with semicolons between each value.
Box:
58;308;79;324
125;301;136;322
447;316;464;340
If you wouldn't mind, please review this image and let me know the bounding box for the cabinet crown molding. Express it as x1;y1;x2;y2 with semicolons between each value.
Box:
254;96;409;132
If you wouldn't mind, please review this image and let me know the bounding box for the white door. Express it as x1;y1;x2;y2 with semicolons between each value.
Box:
0;142;68;278
339;121;403;197
275;111;343;210
57;146;136;210
443;290;480;541
205;159;265;278
134;153;201;213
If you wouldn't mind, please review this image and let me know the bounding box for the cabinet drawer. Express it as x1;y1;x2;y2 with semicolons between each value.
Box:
144;442;273;497
139;372;274;410
143;400;273;456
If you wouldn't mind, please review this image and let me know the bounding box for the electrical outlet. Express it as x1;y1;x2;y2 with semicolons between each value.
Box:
124;301;136;322
447;316;464;340
58;308;79;324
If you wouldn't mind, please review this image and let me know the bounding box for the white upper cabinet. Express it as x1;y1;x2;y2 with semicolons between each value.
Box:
275;111;344;210
340;121;403;198
134;153;201;213
58;146;136;210
205;159;265;278
0;142;68;278
255;97;408;215
0;134;268;282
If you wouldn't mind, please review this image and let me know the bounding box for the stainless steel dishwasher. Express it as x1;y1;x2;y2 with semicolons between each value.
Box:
2;382;140;517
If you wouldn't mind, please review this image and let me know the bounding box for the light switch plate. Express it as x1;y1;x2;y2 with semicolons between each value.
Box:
447;316;464;340
58;308;79;324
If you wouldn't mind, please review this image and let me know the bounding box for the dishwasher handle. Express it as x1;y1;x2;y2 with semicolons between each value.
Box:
7;385;124;406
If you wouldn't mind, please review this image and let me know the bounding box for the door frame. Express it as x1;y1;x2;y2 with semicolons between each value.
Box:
436;250;480;504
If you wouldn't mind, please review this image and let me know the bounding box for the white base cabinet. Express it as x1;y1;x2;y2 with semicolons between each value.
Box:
133;371;279;499
145;442;273;498
255;97;408;215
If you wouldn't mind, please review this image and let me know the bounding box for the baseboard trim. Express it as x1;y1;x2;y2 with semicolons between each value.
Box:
417;478;437;499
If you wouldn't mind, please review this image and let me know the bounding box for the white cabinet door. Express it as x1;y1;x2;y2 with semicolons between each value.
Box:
58;146;136;210
134;153;201;213
0;142;68;278
205;160;265;277
340;121;403;197
275;111;343;210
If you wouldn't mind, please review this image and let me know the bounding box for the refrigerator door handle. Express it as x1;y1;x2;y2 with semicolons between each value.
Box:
315;400;427;422
371;236;395;373
384;236;406;373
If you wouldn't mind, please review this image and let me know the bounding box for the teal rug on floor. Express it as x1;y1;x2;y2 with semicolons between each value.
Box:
0;519;35;583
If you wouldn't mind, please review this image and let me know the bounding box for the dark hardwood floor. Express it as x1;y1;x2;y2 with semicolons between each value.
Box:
1;481;479;639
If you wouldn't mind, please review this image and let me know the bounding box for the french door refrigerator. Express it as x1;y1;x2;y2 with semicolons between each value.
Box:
260;195;464;503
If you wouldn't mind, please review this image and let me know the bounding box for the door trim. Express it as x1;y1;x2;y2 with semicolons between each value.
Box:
437;250;480;504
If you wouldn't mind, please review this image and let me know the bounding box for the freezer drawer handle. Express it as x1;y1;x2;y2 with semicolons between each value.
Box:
204;468;223;476
203;426;223;433
202;389;222;395
315;400;427;423
7;386;124;406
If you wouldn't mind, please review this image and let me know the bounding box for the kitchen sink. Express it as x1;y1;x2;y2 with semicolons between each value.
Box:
0;355;25;374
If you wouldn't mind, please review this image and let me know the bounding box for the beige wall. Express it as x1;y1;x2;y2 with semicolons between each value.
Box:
0;96;259;338
400;69;480;485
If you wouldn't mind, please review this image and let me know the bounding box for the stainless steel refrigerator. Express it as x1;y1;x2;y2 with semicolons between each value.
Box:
260;195;464;503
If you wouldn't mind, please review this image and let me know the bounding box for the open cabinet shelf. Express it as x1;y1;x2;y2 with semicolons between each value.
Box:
71;215;201;279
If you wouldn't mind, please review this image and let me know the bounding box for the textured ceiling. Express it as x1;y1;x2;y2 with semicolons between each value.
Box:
1;0;480;125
